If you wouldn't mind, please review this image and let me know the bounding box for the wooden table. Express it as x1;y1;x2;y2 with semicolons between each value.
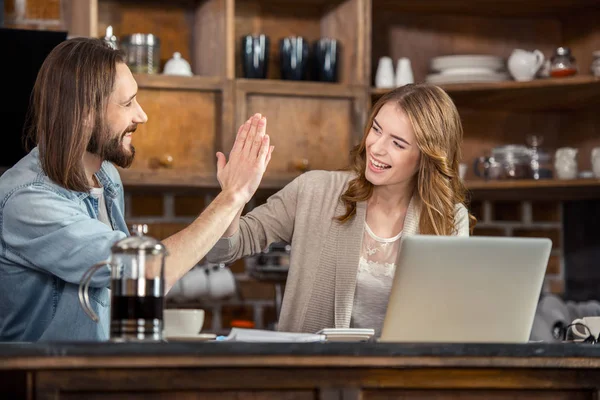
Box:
2;341;600;399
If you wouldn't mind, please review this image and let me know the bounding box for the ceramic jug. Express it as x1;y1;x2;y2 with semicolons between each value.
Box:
508;49;545;81
554;147;578;179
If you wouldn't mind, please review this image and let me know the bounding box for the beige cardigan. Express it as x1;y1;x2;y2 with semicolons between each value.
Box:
206;170;469;333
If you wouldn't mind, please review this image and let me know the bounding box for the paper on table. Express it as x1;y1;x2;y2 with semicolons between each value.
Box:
220;328;325;342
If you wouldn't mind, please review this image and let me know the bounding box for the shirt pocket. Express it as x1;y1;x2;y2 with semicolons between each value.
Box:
88;287;110;308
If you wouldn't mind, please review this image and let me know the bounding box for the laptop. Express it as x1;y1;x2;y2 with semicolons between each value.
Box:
379;235;552;343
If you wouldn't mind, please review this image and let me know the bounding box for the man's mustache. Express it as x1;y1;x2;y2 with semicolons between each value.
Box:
121;125;137;138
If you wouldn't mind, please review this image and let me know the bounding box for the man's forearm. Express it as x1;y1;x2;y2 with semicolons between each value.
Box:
223;207;244;238
161;190;245;291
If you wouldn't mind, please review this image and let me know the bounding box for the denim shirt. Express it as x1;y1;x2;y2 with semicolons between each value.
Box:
0;147;129;342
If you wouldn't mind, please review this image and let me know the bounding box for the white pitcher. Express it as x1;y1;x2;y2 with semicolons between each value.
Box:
592;147;600;178
554;147;578;180
507;49;545;81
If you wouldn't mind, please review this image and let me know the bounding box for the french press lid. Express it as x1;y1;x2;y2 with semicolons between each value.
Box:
111;224;168;256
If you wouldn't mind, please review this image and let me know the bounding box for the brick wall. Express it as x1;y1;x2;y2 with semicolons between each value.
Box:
125;188;280;335
470;199;564;295
126;188;566;334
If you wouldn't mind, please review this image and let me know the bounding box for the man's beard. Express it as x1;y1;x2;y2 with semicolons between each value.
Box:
88;125;136;168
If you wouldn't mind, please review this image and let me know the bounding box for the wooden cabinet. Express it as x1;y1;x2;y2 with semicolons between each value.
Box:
235;80;367;177
66;0;600;198
68;0;369;190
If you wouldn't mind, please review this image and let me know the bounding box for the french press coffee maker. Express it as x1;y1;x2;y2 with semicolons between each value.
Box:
78;224;168;342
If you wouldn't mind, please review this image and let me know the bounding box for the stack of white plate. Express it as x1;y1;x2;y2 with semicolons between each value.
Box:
426;55;509;84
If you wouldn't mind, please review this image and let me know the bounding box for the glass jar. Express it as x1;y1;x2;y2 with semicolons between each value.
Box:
474;145;533;180
550;47;577;78
591;50;600;77
120;33;161;74
526;134;552;180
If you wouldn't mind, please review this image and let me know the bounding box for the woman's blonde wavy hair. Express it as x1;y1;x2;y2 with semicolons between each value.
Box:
336;83;476;235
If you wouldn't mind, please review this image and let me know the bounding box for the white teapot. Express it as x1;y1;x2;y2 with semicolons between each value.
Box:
508;49;545;81
554;147;578;179
592;147;600;178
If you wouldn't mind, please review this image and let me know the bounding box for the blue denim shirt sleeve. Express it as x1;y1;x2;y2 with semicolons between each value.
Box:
1;183;126;287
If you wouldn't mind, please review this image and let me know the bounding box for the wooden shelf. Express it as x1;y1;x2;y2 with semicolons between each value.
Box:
371;76;600;111
133;74;224;91
119;168;600;200
466;178;600;200
237;79;365;98
119;169;301;191
374;0;600;16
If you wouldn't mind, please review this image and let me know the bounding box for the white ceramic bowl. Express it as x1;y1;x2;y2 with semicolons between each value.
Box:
164;309;205;336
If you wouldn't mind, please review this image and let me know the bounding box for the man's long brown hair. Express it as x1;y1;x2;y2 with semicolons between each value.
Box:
336;83;476;235
25;37;125;192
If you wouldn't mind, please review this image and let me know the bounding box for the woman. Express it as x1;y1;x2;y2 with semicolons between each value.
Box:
207;83;477;336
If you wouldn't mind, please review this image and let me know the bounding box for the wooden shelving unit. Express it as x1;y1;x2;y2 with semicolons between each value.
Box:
466;178;600;200
133;74;224;91
119;168;302;191
466;178;600;191
371;75;600;111
58;0;600;200
236;79;364;98
373;0;600;16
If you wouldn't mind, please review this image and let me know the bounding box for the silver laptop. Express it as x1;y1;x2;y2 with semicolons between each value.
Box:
379;235;552;343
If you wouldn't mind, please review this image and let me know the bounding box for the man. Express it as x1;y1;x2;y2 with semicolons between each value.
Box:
0;37;273;341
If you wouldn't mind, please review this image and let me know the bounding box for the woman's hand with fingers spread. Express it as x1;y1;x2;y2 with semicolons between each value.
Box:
216;113;274;206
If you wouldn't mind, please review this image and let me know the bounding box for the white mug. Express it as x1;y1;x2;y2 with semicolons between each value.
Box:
206;264;237;299
570;317;600;340
179;266;209;301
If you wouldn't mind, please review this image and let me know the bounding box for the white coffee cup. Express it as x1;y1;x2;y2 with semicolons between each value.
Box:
570;316;600;340
164;309;205;336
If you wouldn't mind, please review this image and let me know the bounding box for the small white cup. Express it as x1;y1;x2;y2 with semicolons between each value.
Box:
375;57;395;89
459;163;467;180
591;147;600;179
570;316;600;340
164;309;205;336
395;57;414;87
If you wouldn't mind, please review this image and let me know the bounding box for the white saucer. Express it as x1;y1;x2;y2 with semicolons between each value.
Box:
165;333;217;342
324;335;373;342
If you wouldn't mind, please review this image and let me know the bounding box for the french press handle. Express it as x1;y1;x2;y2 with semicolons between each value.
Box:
78;261;110;322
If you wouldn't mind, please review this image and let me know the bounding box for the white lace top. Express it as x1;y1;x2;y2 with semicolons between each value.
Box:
350;223;402;337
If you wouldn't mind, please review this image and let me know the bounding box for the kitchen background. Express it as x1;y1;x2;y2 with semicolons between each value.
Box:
2;0;600;335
